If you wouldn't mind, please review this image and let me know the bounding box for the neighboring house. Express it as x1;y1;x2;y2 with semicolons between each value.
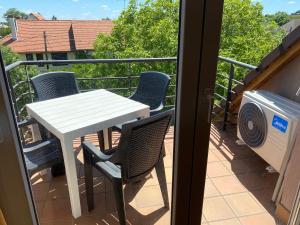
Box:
0;17;114;70
0;24;8;28
281;19;300;34
28;12;45;21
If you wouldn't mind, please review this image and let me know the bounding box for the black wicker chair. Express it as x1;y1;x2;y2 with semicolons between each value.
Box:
31;72;80;101
18;118;64;177
101;71;171;150
19;72;81;176
130;71;171;115
83;109;174;225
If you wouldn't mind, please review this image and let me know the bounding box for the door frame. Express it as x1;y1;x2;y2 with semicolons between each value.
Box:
0;52;38;225
172;0;224;224
0;0;224;224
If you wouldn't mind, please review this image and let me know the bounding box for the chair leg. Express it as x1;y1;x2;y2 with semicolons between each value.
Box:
112;179;126;225
155;157;169;209
108;128;112;149
51;163;65;177
81;136;85;143
83;149;94;211
97;131;105;151
97;129;113;151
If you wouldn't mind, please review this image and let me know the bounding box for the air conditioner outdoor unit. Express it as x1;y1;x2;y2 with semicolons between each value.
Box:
238;90;300;172
237;91;300;201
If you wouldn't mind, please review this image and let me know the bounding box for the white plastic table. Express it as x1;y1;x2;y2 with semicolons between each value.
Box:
26;89;150;218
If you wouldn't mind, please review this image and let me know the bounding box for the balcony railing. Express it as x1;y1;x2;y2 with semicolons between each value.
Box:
4;56;257;130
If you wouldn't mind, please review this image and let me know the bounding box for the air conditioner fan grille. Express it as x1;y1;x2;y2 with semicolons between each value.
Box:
238;102;267;148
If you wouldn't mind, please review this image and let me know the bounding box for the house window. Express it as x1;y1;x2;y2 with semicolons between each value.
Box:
36;53;44;61
51;52;68;66
36;53;44;67
26;54;34;61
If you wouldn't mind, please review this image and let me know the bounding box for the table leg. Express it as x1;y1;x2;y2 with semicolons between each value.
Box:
103;128;110;149
60;138;81;218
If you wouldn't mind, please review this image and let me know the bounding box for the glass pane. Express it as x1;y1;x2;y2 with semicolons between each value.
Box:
1;1;179;224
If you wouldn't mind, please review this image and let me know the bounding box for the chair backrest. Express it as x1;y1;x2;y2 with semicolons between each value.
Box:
118;109;174;182
130;72;171;111
31;72;79;101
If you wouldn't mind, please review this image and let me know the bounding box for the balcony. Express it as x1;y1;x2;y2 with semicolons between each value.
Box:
4;57;283;225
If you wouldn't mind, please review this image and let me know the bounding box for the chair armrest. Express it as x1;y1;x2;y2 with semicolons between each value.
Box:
95;161;121;181
82;141;113;162
17;118;36;128
23;138;59;153
150;103;164;115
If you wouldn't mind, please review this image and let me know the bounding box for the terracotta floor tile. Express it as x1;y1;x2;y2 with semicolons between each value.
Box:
41;197;73;221
207;151;220;163
31;126;281;225
224;193;265;217
249;188;277;215
31;181;50;202
132;185;165;208
206;162;232;178
48;176;70;199
237;172;276;191
209;218;241;225
78;177;106;196
80;193;106;217
203;197;235;222
72;216;107;225
222;160;252;175
40;219;72;225
211;175;246;195
204;179;220;198
134;206;171;225
239;213;277;225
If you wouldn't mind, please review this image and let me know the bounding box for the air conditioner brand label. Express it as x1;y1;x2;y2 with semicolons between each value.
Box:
272;115;288;133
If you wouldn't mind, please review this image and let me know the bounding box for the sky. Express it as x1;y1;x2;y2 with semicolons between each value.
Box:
0;0;299;22
0;0;131;21
252;0;300;14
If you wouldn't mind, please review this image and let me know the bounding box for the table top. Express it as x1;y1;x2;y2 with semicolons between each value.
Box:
26;89;150;140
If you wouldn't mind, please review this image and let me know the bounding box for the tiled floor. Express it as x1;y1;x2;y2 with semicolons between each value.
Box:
30;124;284;225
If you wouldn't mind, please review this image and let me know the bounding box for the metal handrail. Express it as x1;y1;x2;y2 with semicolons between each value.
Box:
5;57;177;72
4;56;257;130
218;56;258;71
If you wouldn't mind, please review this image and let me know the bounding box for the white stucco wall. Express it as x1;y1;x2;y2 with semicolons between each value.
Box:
259;55;300;212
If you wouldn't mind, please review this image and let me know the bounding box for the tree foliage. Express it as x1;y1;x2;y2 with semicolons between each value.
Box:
0;45;38;117
0;26;11;38
291;10;300;15
72;0;179;100
71;0;285;104
265;11;290;26
3;8;28;21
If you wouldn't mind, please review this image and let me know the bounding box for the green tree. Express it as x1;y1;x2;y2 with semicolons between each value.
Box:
73;0;284;103
3;8;28;21
0;25;11;38
0;45;38;118
73;0;179;99
291;10;300;15
219;0;285;79
265;11;290;26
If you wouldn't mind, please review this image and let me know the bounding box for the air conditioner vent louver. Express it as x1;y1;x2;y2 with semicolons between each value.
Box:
238;102;267;148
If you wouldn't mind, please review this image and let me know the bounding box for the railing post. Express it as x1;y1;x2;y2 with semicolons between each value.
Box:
6;71;20;122
128;63;132;96
25;65;34;103
222;64;234;131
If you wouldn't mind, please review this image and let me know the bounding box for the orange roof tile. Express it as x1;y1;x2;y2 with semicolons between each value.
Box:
0;20;114;53
29;13;45;21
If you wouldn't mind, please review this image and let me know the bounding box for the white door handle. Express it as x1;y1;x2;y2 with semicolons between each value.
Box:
296;87;300;97
0;126;3;143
